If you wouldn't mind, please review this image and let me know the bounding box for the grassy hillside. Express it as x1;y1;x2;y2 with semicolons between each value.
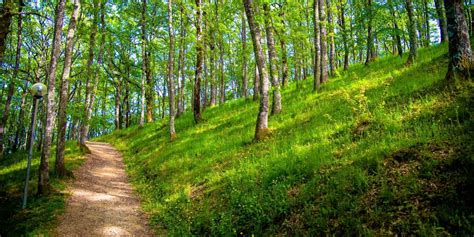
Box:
99;44;474;235
0;141;85;235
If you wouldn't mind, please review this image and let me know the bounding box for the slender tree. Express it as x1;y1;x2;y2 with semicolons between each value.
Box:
209;8;217;107
142;0;154;123
319;0;328;83
80;0;100;146
56;0;81;177
327;0;336;76
388;0;403;57
219;39;225;104
275;6;289;88
194;0;203;123
434;0;448;43
177;2;187;117
313;0;321;91
253;65;260;100
13;82;28;151
365;0;376;65
405;0;418;65
140;0;147;127
338;0;349;70
39;0;66;195
0;0;22;155
244;0;270;140
167;0;176;139
241;11;248;97
263;3;282;115
422;0;430;46
217;1;225;104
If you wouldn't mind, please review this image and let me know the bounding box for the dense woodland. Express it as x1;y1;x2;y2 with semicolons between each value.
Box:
0;0;473;234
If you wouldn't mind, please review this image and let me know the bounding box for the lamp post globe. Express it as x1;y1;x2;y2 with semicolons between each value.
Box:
30;82;47;99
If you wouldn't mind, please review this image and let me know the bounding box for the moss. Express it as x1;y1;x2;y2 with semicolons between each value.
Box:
254;127;272;141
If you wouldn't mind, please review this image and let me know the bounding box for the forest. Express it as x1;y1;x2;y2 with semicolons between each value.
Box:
0;0;473;235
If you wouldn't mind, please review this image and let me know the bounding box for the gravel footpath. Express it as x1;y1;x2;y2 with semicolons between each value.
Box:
55;142;154;236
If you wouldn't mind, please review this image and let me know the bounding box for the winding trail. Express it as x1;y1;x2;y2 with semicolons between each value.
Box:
55;142;153;236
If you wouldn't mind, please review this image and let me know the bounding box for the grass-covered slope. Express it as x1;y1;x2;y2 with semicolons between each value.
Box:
0;141;85;235
99;44;474;235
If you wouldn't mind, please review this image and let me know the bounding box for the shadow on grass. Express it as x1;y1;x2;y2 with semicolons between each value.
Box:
0;141;85;235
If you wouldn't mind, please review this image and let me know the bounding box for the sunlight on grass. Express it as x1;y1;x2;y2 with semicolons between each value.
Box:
99;44;474;235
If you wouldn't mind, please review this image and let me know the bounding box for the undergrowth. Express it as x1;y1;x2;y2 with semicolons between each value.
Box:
0;141;85;235
99;43;474;235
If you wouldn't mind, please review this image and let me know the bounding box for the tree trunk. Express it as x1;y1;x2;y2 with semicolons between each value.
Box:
114;81;121;130
434;0;448;43
0;81;14;155
194;0;203;123
263;3;282;115
210;30;217;106
253;65;260;100
365;0;376;65
338;2;349;70
217;1;225;105
0;0;14;63
140;0;147;127
204;49;210;107
80;1;100;146
319;0;328;83
161;77;166;119
327;0;336;76
13;84;28;151
387;0;404;58
145;62;154;123
219;41;225;104
405;0;418;65
101;80;107;132
244;0;270;141
241;11;248;97
305;4;313;81
313;0;321;91
280;36;289;87
167;0;176;140
86;0;105;142
144;2;153;123
72;81;81;141
274;6;289;88
422;0;430;46
39;0;66;195
177;3;186;117
0;1;22;155
119;88;124;129
56;0;80;177
444;0;473;80
124;80;130;128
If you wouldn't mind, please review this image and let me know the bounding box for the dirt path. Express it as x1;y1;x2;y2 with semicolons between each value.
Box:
55;142;153;236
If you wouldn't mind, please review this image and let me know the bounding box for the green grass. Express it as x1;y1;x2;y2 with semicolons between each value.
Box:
0;141;86;236
99;43;474;235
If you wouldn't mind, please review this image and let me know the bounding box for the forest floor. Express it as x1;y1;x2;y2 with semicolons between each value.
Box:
0;141;86;235
55;142;153;236
99;43;474;235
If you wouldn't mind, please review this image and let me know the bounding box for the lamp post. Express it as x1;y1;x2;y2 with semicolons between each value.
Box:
22;82;46;209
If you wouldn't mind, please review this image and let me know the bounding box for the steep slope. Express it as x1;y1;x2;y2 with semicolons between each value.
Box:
99;44;474;235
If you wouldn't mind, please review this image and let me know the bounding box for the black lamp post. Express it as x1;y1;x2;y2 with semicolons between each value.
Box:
22;82;46;209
